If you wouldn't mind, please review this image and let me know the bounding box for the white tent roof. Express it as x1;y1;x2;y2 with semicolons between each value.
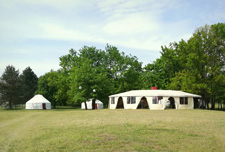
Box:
109;90;201;98
26;94;51;104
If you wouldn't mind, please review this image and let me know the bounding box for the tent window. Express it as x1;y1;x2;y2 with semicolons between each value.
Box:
180;97;188;104
127;97;131;104
152;96;158;104
152;96;163;104
111;97;115;104
131;97;136;104
127;96;136;104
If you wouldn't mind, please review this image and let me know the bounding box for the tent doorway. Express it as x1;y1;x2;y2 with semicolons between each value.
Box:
116;97;124;109
42;103;46;110
194;98;200;109
168;97;176;109
137;97;149;109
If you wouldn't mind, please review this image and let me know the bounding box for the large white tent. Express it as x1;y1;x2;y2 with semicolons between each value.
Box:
26;94;51;110
81;99;104;109
109;90;201;110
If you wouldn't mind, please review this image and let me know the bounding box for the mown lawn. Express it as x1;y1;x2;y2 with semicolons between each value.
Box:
0;109;225;152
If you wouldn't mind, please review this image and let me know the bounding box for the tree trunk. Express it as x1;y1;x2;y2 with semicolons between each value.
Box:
211;95;215;110
218;101;221;110
202;90;206;109
210;97;212;110
92;99;96;110
223;101;225;111
206;101;209;110
9;95;13;109
84;101;87;110
53;101;56;109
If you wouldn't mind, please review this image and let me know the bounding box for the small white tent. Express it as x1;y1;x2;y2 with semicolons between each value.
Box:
81;99;104;109
26;94;51;110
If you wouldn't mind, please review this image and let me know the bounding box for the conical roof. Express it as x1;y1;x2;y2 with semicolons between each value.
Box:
26;94;50;104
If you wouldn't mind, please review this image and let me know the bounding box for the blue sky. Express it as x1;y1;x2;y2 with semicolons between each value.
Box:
0;0;225;77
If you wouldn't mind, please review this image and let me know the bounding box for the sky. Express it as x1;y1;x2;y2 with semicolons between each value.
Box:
0;0;225;77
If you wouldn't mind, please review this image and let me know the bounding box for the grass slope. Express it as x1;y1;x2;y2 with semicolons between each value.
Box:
0;109;225;152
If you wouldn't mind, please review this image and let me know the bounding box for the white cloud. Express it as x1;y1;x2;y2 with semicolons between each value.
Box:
103;13;159;36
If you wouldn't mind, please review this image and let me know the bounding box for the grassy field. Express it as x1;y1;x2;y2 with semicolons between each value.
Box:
0;109;225;152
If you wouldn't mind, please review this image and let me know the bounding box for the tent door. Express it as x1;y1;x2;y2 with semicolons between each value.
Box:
95;104;98;109
168;97;176;109
42;103;46;110
116;97;124;109
137;97;149;109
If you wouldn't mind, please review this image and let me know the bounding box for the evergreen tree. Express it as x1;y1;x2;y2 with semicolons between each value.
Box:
0;65;21;109
20;67;38;103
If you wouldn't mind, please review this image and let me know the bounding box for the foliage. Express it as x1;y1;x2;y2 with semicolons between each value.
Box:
0;66;21;109
140;23;225;109
35;70;59;108
163;23;225;109
57;45;142;107
19;67;38;104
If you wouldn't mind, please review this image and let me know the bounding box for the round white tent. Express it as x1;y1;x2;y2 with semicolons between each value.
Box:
26;94;51;110
81;99;104;109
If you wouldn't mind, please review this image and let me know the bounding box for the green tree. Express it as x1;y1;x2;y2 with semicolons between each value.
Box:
20;67;38;104
59;44;142;108
0;65;21;109
165;23;225;109
104;44;142;92
142;59;168;89
36;70;58;108
67;47;113;109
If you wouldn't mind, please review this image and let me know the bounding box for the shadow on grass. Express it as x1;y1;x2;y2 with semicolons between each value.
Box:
0;105;81;111
51;106;82;111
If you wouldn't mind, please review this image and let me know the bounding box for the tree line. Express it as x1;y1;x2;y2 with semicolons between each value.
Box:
0;66;38;109
1;23;225;110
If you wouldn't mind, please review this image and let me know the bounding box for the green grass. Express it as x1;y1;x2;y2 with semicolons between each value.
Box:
0;109;225;152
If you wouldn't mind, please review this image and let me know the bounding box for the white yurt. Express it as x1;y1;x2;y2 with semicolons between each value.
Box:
26;94;51;110
81;99;104;109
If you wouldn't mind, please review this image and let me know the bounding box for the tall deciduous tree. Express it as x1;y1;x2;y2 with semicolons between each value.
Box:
104;44;142;93
66;46;113;109
0;65;21;109
36;70;58;108
59;44;142;108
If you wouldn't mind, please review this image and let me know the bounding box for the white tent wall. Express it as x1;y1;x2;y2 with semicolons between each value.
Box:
123;97;130;109
176;97;194;109
120;97;126;109
97;103;104;109
149;97;164;110
134;97;142;109
81;102;92;109
81;100;104;109
26;103;51;110
109;97;119;109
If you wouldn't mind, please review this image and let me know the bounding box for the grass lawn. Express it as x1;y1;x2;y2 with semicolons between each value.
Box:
0;109;225;152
